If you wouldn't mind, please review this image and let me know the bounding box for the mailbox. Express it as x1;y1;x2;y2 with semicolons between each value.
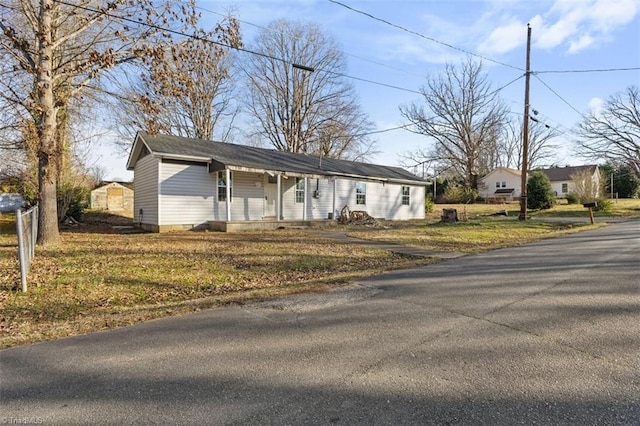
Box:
582;201;597;208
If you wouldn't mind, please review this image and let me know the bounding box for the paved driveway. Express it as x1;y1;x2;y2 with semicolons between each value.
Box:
1;221;639;425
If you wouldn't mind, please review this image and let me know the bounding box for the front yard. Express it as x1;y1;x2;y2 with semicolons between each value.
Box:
1;199;638;348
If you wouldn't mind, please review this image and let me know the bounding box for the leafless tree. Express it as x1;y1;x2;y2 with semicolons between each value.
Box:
399;58;509;189
111;13;242;146
574;86;640;173
501;117;560;169
243;19;376;160
0;0;199;245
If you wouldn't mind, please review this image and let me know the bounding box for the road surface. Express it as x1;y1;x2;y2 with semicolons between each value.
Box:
1;220;639;425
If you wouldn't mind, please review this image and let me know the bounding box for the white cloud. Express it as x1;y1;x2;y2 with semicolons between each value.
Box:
588;97;604;115
478;20;526;55
476;0;638;55
533;0;638;53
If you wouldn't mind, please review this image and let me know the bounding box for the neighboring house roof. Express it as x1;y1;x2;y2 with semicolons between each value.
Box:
94;181;133;191
537;165;598;182
127;133;425;185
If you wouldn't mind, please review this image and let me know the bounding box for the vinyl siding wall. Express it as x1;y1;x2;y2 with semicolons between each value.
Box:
159;161;215;226
133;154;159;225
334;179;425;220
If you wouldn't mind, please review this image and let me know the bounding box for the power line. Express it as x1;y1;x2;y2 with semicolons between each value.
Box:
533;74;585;118
536;67;640;74
328;0;524;72
52;0;423;95
194;4;428;80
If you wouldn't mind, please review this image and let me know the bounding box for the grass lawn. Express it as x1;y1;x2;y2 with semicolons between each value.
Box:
1;199;637;349
0;212;433;348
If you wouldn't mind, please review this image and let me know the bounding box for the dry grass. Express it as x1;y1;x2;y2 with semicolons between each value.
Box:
2;199;635;349
0;212;431;348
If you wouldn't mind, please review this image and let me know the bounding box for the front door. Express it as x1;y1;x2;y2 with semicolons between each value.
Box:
264;182;277;218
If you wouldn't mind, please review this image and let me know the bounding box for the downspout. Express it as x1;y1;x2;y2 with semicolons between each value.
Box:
332;178;337;220
303;177;308;220
276;174;282;221
226;169;231;221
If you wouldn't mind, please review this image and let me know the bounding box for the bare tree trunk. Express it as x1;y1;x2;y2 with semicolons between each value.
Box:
36;0;60;246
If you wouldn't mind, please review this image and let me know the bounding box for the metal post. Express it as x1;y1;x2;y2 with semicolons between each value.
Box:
16;209;27;292
276;174;282;221
225;169;231;221
519;24;532;221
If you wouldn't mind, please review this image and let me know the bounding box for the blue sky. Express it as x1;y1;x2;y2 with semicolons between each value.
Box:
103;0;640;180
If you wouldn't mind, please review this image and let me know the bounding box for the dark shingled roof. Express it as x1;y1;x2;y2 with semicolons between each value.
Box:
131;133;425;184
537;165;598;182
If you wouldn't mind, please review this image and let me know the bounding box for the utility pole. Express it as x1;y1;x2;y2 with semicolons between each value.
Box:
519;24;532;221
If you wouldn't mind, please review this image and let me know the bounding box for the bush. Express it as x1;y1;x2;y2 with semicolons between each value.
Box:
594;198;612;213
442;186;478;204
527;171;555;210
565;192;580;204
425;197;434;213
57;184;90;222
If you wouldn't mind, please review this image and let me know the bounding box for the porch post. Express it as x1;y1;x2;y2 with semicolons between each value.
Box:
225;169;231;221
332;178;337;221
303;177;308;220
276;174;281;221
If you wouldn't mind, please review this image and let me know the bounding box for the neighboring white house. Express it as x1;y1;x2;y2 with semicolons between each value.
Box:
478;167;522;202
126;133;427;232
479;165;601;202
540;165;601;199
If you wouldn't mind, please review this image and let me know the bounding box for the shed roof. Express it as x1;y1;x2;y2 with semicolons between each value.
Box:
127;133;425;185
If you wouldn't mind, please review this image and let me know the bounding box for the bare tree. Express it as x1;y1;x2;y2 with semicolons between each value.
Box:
399;58;509;189
574;86;640;173
243;19;376;160
570;168;602;201
501;117;560;169
0;0;197;245
111;13;242;146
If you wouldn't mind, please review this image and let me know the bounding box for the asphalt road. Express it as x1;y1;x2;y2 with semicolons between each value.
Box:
1;221;639;425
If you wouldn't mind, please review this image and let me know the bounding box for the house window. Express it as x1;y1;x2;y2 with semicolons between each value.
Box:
356;182;366;205
402;186;410;205
495;182;500;188
218;171;232;202
562;183;568;193
501;181;507;188
295;178;305;203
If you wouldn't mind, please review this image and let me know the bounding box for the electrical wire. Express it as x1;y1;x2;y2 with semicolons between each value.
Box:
328;0;524;72
194;4;428;80
536;67;640;74
51;0;423;95
532;74;585;118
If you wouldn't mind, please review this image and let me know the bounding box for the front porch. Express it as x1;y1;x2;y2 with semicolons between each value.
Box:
208;219;338;232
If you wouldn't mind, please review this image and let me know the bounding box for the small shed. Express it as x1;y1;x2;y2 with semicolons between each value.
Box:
90;181;133;212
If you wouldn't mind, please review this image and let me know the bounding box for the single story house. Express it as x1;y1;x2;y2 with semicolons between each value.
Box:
479;165;601;201
126;133;427;232
478;167;522;202
90;181;133;212
540;165;601;198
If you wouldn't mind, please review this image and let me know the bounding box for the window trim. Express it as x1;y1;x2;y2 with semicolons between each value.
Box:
402;186;410;206
218;171;232;202
295;178;305;204
356;182;366;205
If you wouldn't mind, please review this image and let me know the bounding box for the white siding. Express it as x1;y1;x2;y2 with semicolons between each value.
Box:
306;178;335;220
281;178;301;220
133;154;159;225
479;168;523;199
159;161;215;226
333;178;425;220
229;172;265;220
